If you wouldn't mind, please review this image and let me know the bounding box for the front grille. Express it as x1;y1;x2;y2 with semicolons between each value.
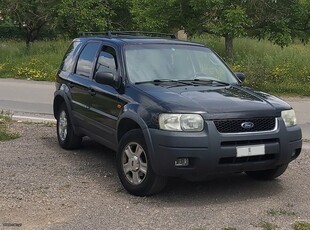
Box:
214;118;276;133
219;154;276;164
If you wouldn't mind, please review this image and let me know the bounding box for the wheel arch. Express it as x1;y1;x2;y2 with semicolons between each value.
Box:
117;110;149;141
53;95;65;119
116;112;155;159
53;90;78;130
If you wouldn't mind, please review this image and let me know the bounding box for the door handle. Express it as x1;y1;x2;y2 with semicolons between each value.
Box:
88;89;96;96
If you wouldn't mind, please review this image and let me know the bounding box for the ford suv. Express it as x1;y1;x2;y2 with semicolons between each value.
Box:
53;31;302;196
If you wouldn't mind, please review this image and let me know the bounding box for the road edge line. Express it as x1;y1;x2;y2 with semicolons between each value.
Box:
12;115;56;123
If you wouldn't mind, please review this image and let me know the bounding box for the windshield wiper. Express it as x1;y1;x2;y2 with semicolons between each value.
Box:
193;78;230;86
135;79;194;86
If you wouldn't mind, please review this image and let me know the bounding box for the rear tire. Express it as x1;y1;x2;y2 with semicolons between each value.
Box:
56;103;82;150
246;164;288;180
116;129;167;196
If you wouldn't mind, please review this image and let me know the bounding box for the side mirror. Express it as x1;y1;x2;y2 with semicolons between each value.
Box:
94;71;120;88
235;72;245;82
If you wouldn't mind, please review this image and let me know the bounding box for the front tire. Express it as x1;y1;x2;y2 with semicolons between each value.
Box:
246;164;288;180
116;129;167;196
56;103;82;150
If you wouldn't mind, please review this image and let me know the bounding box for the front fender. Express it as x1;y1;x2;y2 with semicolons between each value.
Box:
117;106;159;173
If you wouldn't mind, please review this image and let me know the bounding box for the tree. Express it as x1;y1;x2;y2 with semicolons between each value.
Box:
109;0;133;30
55;0;134;37
245;0;297;47
131;0;194;33
0;0;58;47
131;0;251;58
286;0;310;43
191;0;310;57
190;0;250;58
131;0;310;58
55;0;112;37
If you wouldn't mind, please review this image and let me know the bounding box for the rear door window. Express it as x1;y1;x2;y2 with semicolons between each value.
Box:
76;42;101;78
61;41;82;72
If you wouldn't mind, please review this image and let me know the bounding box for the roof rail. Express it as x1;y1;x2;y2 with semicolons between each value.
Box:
80;31;176;39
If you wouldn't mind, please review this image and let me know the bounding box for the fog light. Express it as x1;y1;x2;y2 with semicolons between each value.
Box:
175;158;189;167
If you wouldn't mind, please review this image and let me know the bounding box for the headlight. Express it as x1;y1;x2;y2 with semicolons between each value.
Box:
281;109;297;127
159;114;204;131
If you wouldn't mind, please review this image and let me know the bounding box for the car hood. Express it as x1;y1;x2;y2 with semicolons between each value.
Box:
133;84;291;119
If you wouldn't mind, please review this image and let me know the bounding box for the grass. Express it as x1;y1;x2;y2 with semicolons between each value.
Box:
193;35;310;96
0;111;20;141
0;37;309;96
267;208;296;216
254;221;278;230
191;227;237;230
0;39;70;81
293;221;310;230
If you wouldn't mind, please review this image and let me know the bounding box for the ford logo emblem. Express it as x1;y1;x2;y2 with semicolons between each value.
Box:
241;122;254;129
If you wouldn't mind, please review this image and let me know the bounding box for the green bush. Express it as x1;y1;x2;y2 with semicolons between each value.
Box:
0;26;24;40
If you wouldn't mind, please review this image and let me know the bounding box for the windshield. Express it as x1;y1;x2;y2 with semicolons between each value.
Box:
124;44;238;84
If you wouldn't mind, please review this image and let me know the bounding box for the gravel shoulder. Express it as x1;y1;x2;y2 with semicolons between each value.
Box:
0;123;309;230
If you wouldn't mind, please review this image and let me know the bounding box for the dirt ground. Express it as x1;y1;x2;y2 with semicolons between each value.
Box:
0;123;309;230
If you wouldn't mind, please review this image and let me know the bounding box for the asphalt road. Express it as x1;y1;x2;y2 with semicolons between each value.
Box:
0;78;309;140
0;78;54;115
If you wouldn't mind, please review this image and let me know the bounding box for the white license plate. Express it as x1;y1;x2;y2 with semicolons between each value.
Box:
236;145;265;157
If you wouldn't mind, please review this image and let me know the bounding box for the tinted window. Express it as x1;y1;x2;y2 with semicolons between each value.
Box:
76;42;100;78
61;41;82;72
95;46;117;75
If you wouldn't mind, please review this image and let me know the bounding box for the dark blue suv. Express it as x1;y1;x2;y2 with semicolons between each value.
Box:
53;32;302;196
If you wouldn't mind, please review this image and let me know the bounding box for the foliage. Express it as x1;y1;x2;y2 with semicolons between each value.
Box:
193;35;310;96
0;26;24;40
55;0;112;37
109;0;133;30
0;0;58;46
245;0;309;46
0;40;70;81
190;0;251;58
0;0;309;58
0;0;133;42
131;0;193;33
1;38;310;97
131;0;310;58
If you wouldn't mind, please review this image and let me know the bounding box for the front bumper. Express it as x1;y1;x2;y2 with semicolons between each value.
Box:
145;118;302;180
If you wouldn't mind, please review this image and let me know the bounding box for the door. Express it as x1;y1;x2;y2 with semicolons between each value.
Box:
69;41;101;127
87;44;123;149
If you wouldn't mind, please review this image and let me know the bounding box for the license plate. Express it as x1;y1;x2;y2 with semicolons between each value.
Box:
236;145;265;157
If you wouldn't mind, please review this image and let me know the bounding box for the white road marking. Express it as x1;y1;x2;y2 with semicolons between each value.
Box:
12;115;56;123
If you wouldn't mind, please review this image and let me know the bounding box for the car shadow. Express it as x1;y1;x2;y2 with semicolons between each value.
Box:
44;136;285;207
